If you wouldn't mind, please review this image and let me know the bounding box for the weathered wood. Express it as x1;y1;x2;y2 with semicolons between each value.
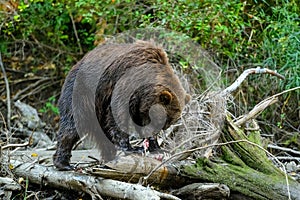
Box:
9;159;180;200
172;183;230;200
0;177;21;191
11;148;101;165
11;148;193;188
7;85;300;199
9;125;300;200
91;155;192;188
182;116;300;200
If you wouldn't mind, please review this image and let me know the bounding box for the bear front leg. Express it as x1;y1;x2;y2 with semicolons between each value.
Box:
53;130;79;170
147;136;160;152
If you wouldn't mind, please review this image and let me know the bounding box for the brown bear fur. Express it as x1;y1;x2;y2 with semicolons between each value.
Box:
53;41;190;170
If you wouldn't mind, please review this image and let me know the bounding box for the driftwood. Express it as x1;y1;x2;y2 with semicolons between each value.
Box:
9;159;180;200
91;155;191;188
6;150;233;200
171;183;230;200
0;177;21;191
9;149;192;188
0;51;11;130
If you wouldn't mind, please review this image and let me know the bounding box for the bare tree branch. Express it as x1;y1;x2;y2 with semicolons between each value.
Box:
221;67;285;96
0;51;11;130
69;11;83;54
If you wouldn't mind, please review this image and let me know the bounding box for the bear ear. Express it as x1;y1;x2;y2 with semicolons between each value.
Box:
160;91;173;105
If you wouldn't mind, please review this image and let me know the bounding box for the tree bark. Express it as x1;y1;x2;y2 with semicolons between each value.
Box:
9;159;180;200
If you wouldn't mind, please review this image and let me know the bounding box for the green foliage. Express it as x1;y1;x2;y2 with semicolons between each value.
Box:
260;2;300;91
283;133;300;148
142;0;252;60
39;96;59;115
138;0;299;91
0;0;148;69
0;0;299;135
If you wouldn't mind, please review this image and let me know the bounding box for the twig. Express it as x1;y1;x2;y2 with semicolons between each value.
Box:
0;111;7;132
268;144;300;156
271;157;300;162
0;76;48;85
17;80;60;101
221;67;285;96
235;86;300;126
11;39;81;56
69;12;83;54
234;97;278;126
170;130;216;154
12;77;51;101
1;141;30;150
2;131;33;151
73;134;88;150
261;86;300;101
0;51;11;130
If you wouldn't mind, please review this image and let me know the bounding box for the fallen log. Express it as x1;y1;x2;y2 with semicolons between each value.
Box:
6;149;232;199
9;159;180;200
171;183;230;200
182;116;300;200
91;155;192;187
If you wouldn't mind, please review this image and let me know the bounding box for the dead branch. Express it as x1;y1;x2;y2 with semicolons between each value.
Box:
17;80;60;101
233;86;300;127
13;39;82;56
69;12;83;54
268;144;300;157
0;177;21;191
12;77;51;101
264;86;300;99
172;183;230;200
91;154;191;188
221;67;285;96
10;159;180;200
0;51;11;130
271;157;300;162
234;97;278;126
10;149;191;188
1;141;30;151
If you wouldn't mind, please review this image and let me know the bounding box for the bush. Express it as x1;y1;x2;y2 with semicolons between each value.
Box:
0;0;299;140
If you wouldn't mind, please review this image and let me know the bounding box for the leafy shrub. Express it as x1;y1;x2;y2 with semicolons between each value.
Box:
0;0;298;137
137;0;299;136
39;96;59;115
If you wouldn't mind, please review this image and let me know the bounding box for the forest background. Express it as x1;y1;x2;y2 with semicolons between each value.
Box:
0;0;299;154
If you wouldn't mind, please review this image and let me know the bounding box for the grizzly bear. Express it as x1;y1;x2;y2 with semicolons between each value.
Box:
53;41;190;170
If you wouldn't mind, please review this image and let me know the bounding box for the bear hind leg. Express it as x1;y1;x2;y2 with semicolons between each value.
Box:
53;129;79;170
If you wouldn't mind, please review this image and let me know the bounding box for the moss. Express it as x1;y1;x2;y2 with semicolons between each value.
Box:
184;159;291;200
221;145;246;167
182;116;300;199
